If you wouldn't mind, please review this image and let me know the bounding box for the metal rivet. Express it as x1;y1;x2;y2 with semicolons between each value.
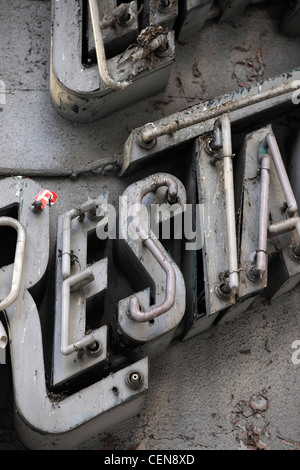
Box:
138;132;157;150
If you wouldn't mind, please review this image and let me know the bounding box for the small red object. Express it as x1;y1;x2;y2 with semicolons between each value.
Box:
33;189;57;210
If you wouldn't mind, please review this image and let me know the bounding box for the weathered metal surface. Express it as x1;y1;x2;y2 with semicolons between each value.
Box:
15;350;148;450
50;0;175;122
120;70;300;175
3;0;300;451
52;194;109;387
194;137;237;318
176;0;214;41
236;127;271;297
0;177;50;313
116;173;186;358
126;175;179;323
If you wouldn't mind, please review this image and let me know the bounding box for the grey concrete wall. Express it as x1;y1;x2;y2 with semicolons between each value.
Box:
1;0;300;450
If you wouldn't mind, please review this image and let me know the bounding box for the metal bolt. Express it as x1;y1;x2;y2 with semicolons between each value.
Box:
167;189;178;205
289;245;300;263
155;42;170;58
247;266;262;283
220;283;231;294
205;139;217;156
293;245;300;258
32;200;43;213
125;371;144;390
117;4;130;21
117;4;133;26
85;340;103;357
87;204;105;221
215;282;231;300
